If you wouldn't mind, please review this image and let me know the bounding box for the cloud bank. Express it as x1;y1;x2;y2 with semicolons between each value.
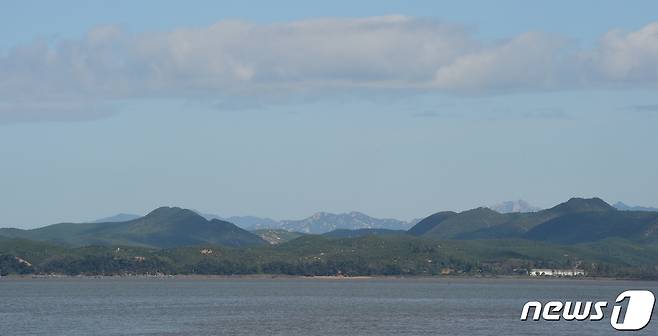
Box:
1;16;658;122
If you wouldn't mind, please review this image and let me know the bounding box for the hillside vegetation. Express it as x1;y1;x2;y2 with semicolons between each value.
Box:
1;198;658;278
0;207;266;248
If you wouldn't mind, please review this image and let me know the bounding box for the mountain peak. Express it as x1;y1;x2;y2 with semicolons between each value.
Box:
464;207;501;215
144;206;204;221
551;197;615;213
281;211;410;233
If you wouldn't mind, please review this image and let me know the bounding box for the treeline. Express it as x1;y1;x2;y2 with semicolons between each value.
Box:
2;235;658;279
5;252;655;279
1;253;477;277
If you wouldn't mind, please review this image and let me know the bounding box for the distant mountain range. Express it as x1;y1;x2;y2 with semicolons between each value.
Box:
277;212;411;234
3;198;657;249
196;213;281;230
488;200;541;213
194;211;412;234
613;201;658;212
3;197;658;278
87;199;657;235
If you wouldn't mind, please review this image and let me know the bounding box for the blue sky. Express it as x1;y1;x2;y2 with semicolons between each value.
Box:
1;1;658;228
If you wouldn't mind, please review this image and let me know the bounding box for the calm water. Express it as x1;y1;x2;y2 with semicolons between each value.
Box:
0;277;656;335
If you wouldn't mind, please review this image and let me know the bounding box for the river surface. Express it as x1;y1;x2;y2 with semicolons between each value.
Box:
0;277;656;335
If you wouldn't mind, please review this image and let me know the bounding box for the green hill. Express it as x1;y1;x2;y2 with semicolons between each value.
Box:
524;211;658;243
409;198;631;241
0;207;266;248
407;211;457;236
421;208;509;239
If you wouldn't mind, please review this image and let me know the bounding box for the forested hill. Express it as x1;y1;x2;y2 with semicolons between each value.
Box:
408;197;658;243
0;207;266;248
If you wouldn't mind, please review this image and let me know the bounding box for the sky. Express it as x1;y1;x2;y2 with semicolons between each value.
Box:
2;1;658;228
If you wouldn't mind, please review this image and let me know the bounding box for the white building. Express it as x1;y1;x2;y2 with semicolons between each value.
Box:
530;268;585;277
200;248;214;255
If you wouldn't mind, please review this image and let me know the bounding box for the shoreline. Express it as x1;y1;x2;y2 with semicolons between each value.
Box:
1;273;653;282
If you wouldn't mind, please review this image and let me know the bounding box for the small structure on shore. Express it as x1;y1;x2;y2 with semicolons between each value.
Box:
15;257;32;267
200;248;214;256
529;268;585;277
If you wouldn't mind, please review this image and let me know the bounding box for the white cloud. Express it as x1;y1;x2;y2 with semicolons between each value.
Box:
1;16;658;122
589;22;658;85
433;32;573;92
